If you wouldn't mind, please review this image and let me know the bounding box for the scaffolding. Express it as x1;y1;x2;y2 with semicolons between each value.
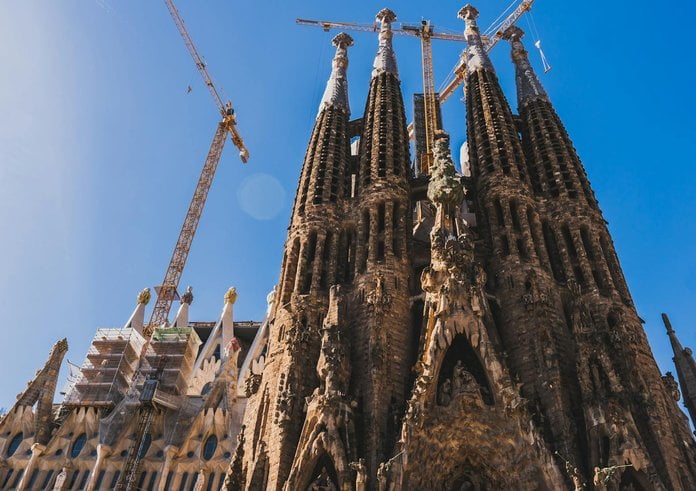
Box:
63;328;145;407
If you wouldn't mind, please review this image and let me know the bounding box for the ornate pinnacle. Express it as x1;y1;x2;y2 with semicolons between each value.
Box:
372;8;399;78
318;32;352;115
137;288;151;305
376;8;397;24
504;25;548;105
458;5;479;21
181;286;194;305
52;338;69;354
332;32;353;49
224;287;238;305
427;131;464;208
503;25;524;41
458;4;493;75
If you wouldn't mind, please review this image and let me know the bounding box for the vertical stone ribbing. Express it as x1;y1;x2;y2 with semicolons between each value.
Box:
506;25;696;489
351;8;413;479
241;33;355;490
461;6;588;476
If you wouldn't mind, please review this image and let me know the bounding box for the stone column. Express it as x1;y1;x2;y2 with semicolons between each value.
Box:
85;444;111;491
156;445;179;491
16;442;45;491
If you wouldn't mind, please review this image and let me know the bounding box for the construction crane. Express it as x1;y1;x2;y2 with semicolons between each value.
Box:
145;0;250;333
438;0;536;103
296;18;467;174
116;357;169;490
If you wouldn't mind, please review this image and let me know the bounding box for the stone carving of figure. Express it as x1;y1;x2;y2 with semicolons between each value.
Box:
350;458;368;491
367;273;391;310
452;360;478;396
439;377;452;406
308;467;337;491
376;462;389;491
53;467;69;490
662;372;681;401
564;462;584;491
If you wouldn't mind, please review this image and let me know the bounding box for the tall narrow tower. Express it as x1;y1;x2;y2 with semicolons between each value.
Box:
663;313;696;431
350;7;413;476
239;32;355;489
460;5;587;470
503;23;696;489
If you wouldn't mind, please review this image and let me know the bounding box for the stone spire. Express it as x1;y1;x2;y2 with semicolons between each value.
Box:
372;8;399;78
221;287;237;351
458;5;493;74
13;338;68;445
503;26;548;106
318;33;353;116
124;287;150;333
173;286;193;328
663;313;696;428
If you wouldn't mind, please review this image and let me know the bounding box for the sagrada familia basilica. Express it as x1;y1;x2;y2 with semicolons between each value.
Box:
1;5;695;491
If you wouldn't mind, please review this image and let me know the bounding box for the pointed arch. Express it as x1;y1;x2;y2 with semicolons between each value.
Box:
436;334;494;406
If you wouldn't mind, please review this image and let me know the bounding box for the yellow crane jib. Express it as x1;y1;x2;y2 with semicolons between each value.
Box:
297;16;466;175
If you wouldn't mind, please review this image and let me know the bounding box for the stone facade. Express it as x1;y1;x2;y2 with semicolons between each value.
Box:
0;289;265;490
232;5;696;491
2;4;695;491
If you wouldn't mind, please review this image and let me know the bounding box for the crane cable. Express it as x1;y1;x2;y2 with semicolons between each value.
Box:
525;11;551;72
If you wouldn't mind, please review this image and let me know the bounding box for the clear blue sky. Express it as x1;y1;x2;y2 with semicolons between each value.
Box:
0;0;693;416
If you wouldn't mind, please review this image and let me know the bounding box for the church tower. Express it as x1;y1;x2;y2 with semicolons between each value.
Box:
238;32;356;489
502;22;696;489
232;4;696;490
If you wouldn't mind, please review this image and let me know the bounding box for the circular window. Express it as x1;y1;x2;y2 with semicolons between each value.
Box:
6;433;23;457
202;435;218;461
55;449;64;456
70;433;87;459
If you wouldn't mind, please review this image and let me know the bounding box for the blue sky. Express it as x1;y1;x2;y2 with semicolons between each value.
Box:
0;0;694;418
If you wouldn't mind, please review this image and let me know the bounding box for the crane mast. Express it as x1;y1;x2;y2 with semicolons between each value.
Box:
146;0;249;333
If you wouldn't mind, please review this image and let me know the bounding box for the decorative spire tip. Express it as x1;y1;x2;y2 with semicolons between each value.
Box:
225;287;238;305
376;8;397;24
137;288;151;305
332;32;354;49
458;5;479;21
503;25;524;41
181;286;194;305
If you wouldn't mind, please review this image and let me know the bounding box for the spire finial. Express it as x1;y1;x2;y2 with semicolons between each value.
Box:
224;287;238;305
137;288;151;305
318;33;353;116
372;8;399;79
458;4;479;21
181;286;194;305
332;32;353;50
458;4;493;74
376;8;397;24
504;25;548;105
